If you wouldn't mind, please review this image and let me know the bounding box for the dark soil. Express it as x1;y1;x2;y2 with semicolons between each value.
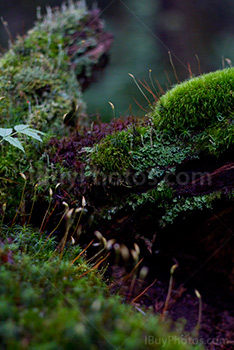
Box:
109;253;234;350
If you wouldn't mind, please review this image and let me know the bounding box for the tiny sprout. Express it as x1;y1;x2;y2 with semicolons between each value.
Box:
108;101;116;122
19;173;26;181
107;239;116;251
134;243;140;256
170;264;178;275
71;237;75;245
49;188;53;197
108;101;115;111
120;244;130;261
66;208;74;219
102;237;107;249
34;183;38;189
3;203;6;211
75;207;83;213
63;112;68;121
55;183;61;190
82;196;86;207
94;231;103;241
128;73;151;105
131;249;139;262
139;266;149;280
114;243;120;252
194;289;202;333
195;289;201;299
113;243;120;264
62;201;69;208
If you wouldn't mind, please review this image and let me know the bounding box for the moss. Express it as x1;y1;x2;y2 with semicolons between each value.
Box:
0;226;201;350
89;125;193;184
151;68;234;136
90;128;135;174
159;191;223;227
0;1;112;213
0;2;112;133
80;68;234;233
90;68;234;180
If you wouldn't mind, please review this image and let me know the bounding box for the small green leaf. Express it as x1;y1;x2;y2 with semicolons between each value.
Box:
19;129;43;142
14;124;30;132
0;128;13;138
4;136;25;152
14;125;44;142
26;128;44;135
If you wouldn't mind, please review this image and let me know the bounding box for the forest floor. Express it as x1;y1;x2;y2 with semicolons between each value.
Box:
109;258;234;350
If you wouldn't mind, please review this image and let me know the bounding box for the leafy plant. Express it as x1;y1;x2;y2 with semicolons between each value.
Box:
0;124;44;152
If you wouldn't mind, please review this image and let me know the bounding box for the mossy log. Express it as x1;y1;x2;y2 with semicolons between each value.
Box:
0;1;113;215
0;1;113;132
40;67;234;288
1;3;234;289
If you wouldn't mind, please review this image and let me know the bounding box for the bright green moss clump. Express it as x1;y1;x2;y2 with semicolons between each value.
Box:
90;68;234;181
151;68;234;135
85;67;234;230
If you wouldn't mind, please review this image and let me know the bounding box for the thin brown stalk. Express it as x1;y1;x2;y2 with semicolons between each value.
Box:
133;97;150;112
130;279;157;304
187;63;193;78
1;17;14;44
122;258;144;284
41;201;58;233
39;189;53;235
149;69;158;96
168;51;180;83
70;240;94;266
161;264;178;318
0;203;6;231
78;252;111;278
139;79;158;101
11;175;27;227
27;184;38;225
154;78;165;94
128;73;151;105
164;70;172;86
194;289;202;334
195;54;202;75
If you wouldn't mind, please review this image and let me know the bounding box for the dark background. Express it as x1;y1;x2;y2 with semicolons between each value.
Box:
0;0;233;120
